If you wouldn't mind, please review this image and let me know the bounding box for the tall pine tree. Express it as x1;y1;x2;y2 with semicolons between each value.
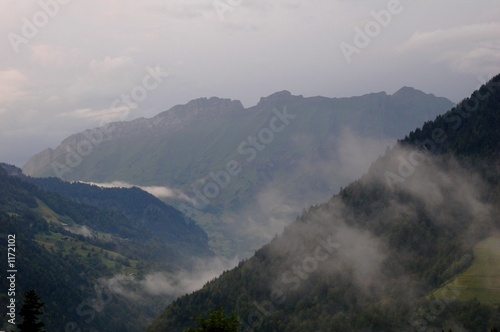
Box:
17;290;45;332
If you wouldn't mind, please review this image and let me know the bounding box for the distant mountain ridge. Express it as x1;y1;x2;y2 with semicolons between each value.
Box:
24;88;452;179
23;88;454;256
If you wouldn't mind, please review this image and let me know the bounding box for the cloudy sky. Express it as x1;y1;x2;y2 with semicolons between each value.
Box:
0;0;499;166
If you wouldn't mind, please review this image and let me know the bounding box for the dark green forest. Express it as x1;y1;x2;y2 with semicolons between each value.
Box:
0;166;213;331
147;75;500;331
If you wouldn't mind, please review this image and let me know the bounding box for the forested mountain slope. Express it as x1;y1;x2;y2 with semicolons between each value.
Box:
26;176;211;260
0;166;212;331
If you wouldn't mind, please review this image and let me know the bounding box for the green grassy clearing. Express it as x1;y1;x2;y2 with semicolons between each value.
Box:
430;235;500;305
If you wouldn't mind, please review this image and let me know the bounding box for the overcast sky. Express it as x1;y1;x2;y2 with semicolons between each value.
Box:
0;0;499;167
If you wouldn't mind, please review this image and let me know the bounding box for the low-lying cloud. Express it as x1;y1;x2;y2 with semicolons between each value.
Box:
64;224;94;238
81;180;195;203
224;129;395;254
100;256;239;301
265;200;389;297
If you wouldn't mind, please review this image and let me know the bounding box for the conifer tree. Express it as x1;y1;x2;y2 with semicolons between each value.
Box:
17;289;45;332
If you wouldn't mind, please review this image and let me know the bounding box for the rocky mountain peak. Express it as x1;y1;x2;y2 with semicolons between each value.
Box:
257;90;301;107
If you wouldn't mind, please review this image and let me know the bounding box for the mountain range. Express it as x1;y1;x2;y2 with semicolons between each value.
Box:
23;88;454;257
